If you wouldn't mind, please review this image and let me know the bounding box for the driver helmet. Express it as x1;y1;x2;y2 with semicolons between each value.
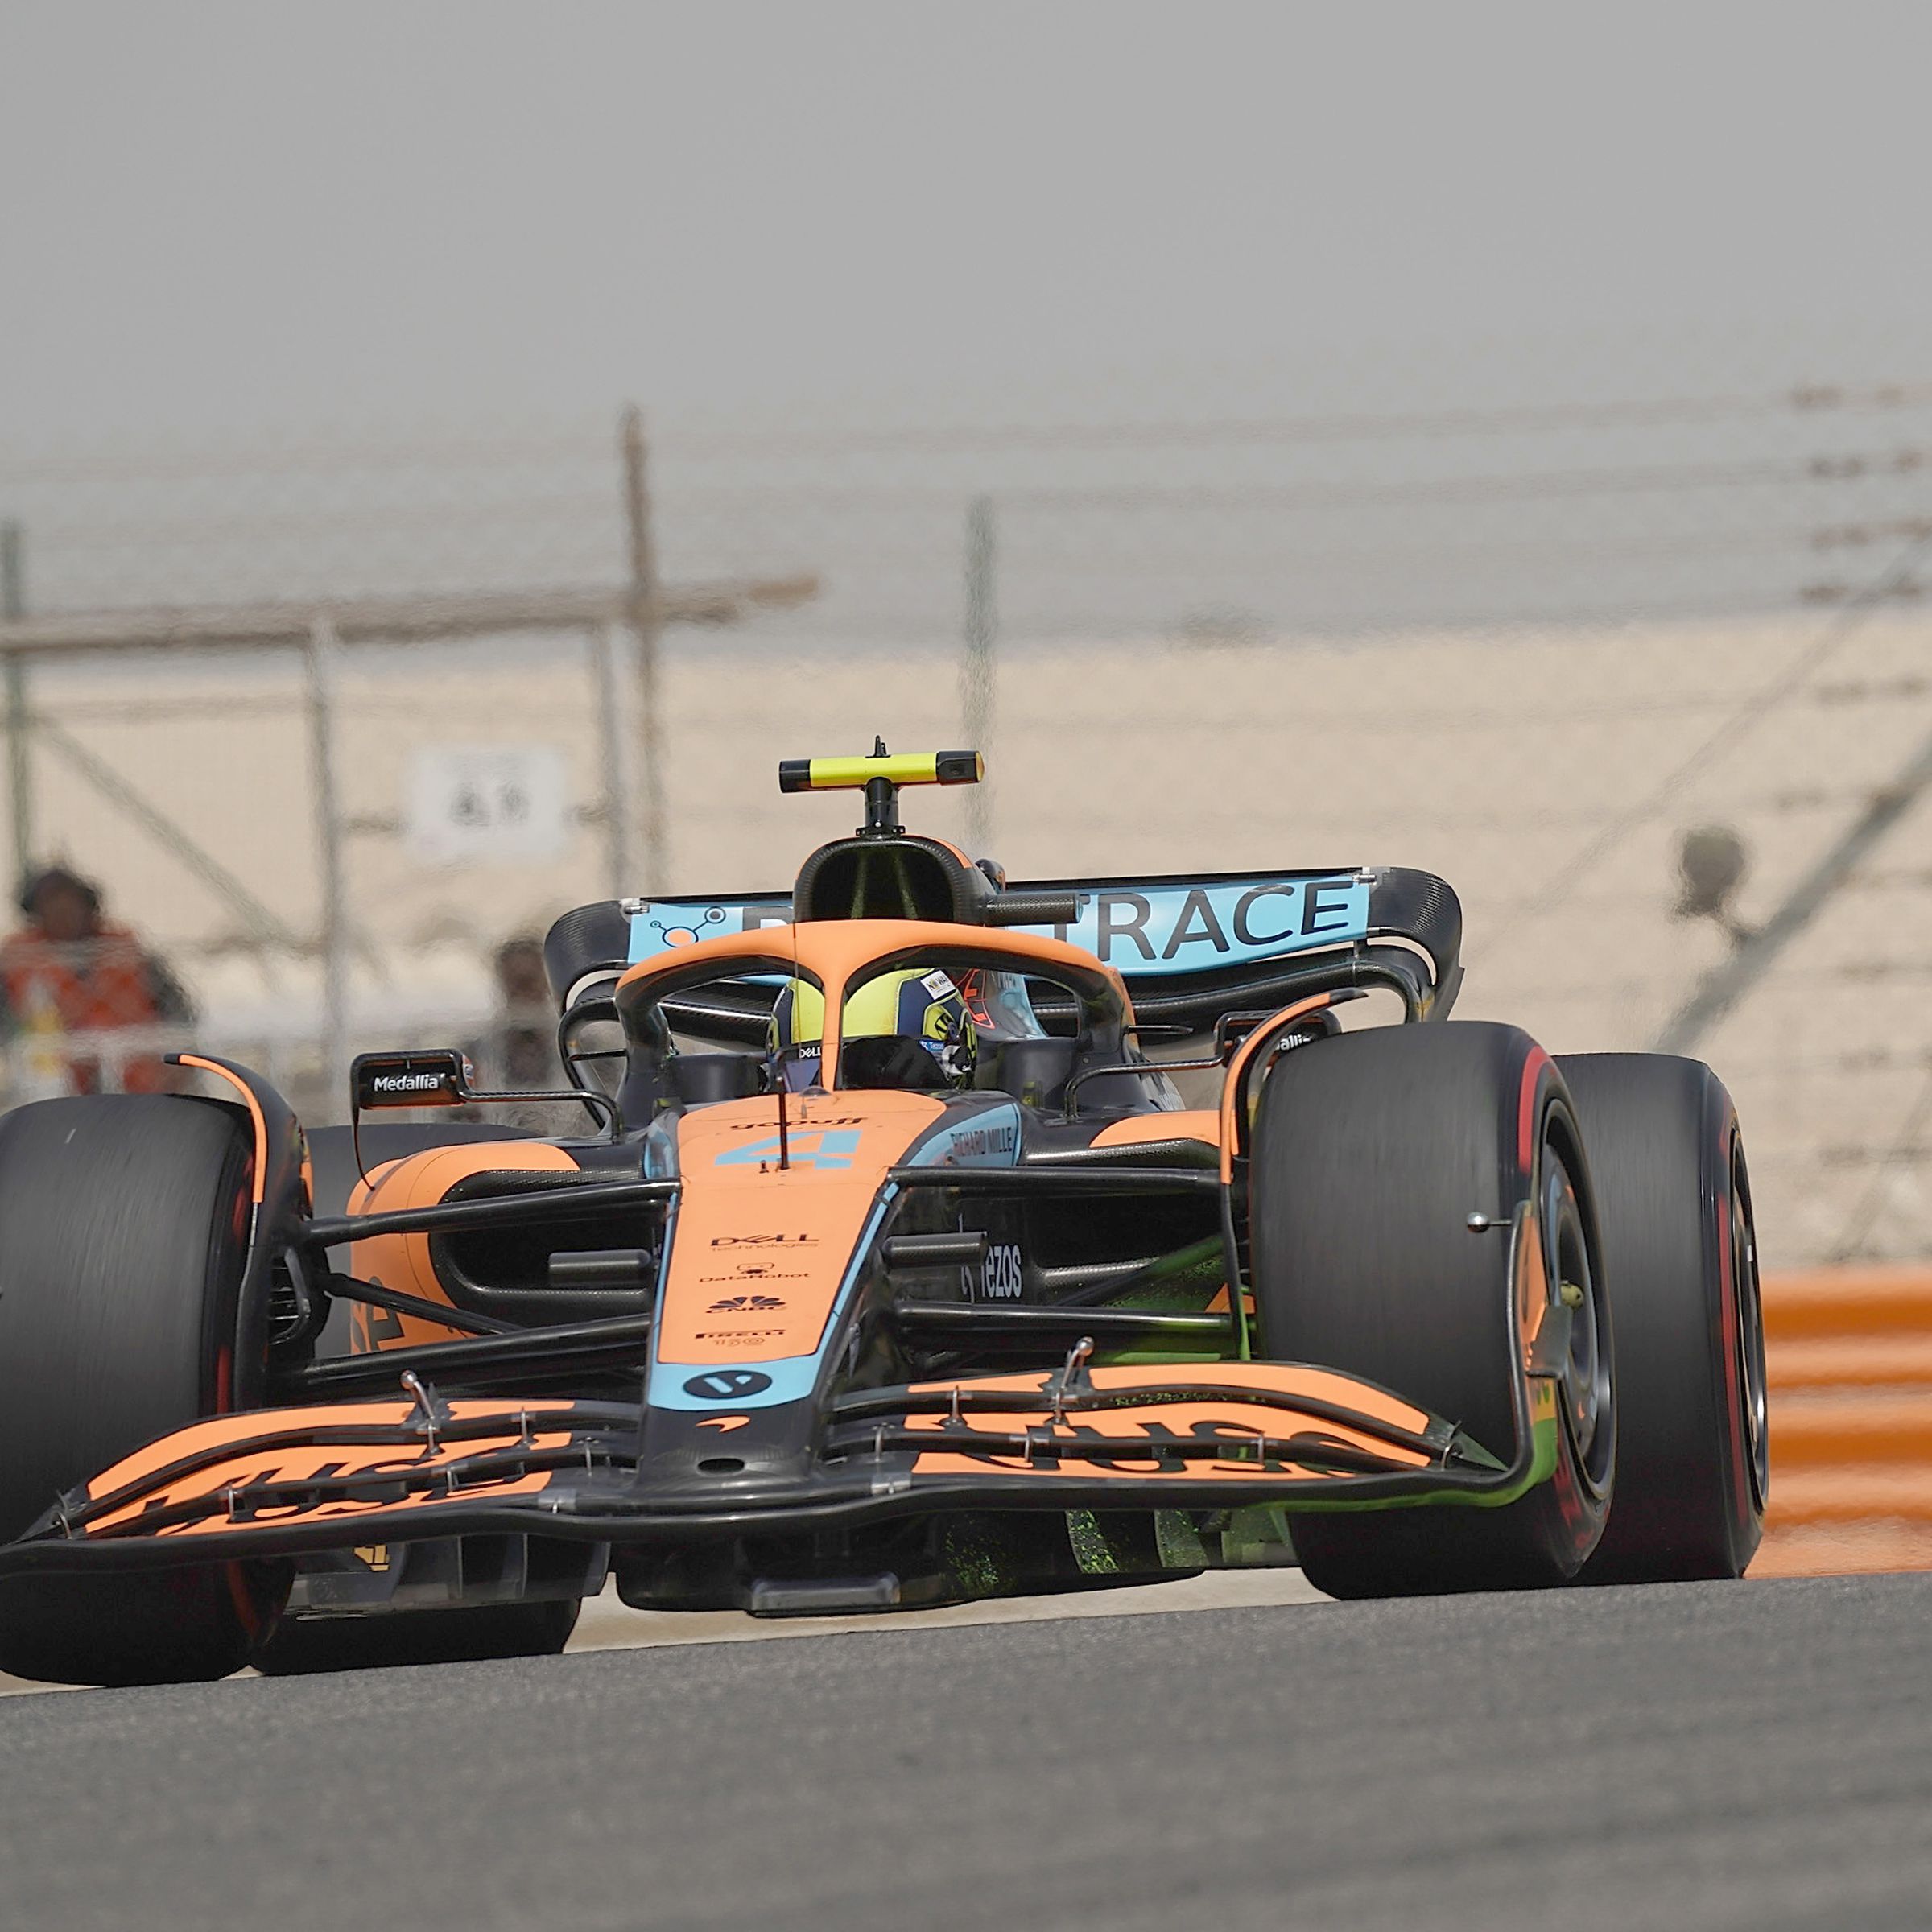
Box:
770;968;977;1092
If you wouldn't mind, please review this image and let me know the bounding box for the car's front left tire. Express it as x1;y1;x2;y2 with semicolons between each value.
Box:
1248;1021;1616;1597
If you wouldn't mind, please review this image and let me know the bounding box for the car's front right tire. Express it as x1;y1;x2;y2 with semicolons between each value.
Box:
0;1095;290;1686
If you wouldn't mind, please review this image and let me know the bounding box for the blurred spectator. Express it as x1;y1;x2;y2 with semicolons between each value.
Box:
464;935;563;1129
0;865;194;1097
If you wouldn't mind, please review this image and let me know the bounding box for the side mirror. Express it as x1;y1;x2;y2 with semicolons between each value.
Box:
351;1049;473;1111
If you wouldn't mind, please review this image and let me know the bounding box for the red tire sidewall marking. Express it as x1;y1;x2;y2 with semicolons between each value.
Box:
1517;1044;1552;1175
1711;1112;1753;1530
1517;1044;1600;1559
215;1174;269;1641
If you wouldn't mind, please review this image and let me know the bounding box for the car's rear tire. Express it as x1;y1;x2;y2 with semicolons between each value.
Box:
0;1095;289;1686
1560;1054;1766;1583
254;1598;579;1675
1249;1022;1615;1597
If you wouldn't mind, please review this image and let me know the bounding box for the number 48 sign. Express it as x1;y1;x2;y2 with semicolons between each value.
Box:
406;745;570;865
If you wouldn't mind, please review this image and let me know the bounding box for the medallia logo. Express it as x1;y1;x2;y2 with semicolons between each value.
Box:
370;1071;448;1095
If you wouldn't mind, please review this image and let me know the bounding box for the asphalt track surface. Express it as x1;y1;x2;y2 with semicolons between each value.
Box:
2;1573;1928;1932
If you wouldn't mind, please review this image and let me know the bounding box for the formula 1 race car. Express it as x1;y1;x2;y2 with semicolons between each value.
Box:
0;747;1769;1685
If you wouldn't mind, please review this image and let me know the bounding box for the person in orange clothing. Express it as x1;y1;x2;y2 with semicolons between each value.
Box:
0;865;194;1097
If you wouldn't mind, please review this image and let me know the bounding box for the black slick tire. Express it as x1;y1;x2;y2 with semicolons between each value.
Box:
0;1095;289;1686
1560;1054;1766;1583
1249;1022;1615;1597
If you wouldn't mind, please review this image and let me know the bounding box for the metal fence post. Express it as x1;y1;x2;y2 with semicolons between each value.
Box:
960;495;997;852
1;522;31;885
592;620;634;898
304;618;349;1097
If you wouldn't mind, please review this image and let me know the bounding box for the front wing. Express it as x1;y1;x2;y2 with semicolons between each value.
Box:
0;1354;1564;1577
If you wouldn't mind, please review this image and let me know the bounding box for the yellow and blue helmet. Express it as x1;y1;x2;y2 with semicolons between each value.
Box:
769;968;977;1091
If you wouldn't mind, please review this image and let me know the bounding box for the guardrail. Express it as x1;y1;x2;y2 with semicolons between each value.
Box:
1755;1266;1932;1577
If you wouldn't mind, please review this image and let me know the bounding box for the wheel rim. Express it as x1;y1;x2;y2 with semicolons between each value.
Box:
1730;1137;1770;1511
1544;1150;1611;1484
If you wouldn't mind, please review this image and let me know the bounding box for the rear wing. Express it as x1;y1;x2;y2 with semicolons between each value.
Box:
999;866;1462;1030
545;866;1460;1039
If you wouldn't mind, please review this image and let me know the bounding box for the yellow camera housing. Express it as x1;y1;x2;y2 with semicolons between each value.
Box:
778;749;983;795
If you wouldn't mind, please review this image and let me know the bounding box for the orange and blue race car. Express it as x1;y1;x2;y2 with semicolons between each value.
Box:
0;746;1769;1684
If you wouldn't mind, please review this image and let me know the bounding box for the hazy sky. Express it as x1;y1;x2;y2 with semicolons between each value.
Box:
2;2;1929;444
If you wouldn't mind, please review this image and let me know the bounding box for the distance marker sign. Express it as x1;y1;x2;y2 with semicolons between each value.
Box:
407;745;570;865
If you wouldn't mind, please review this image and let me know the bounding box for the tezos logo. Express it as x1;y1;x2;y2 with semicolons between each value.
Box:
979;1244;1024;1299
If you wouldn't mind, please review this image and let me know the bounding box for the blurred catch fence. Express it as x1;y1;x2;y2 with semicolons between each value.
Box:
1;362;1930;1267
